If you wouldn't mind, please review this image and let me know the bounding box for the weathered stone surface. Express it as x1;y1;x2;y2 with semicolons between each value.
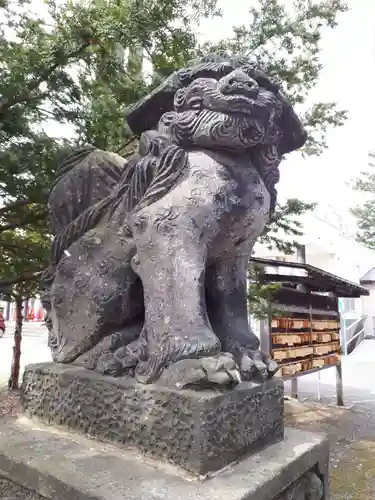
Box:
0;476;46;500
21;362;283;475
0;468;323;500
40;52;307;389
275;471;324;500
0;418;329;500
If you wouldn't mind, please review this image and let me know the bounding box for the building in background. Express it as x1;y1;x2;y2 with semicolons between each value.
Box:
253;204;375;337
1;296;44;323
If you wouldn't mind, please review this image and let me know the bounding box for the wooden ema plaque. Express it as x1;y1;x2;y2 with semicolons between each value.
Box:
269;288;341;378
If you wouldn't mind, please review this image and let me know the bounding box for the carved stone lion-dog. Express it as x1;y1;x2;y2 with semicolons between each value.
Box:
41;53;307;389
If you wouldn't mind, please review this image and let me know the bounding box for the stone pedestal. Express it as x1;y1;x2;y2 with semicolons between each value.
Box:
0;418;329;500
21;363;284;475
4;362;330;499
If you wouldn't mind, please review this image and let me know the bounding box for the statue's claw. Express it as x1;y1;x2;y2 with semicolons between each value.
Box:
156;353;241;390
239;349;279;382
114;339;143;370
95;353;123;377
94;339;143;377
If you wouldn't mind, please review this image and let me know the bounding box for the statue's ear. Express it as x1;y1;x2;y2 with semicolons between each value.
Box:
126;72;181;137
278;94;308;155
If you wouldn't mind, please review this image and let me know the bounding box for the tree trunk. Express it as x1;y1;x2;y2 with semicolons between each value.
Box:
8;296;23;390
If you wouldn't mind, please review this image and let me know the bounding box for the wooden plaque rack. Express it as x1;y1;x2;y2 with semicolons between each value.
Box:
251;257;369;406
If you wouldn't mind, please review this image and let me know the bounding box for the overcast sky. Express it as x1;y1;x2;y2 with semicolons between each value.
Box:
200;0;375;221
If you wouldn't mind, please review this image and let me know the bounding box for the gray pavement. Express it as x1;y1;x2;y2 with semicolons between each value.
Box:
0;322;51;383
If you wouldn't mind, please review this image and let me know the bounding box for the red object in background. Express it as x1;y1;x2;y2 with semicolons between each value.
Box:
28;309;34;321
0;312;5;332
36;308;44;321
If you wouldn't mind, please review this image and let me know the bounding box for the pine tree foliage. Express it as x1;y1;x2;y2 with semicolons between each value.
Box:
351;152;375;250
0;0;347;292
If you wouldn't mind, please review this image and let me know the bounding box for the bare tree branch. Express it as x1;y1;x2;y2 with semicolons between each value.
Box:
115;135;137;154
0;271;43;289
0;198;32;215
0;42;90;118
0;211;46;233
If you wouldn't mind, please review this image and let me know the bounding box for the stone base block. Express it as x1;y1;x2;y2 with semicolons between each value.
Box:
0;418;329;500
0;476;46;500
21;362;283;475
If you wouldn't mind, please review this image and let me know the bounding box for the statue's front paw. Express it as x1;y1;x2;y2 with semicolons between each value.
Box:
114;339;142;370
156;353;241;390
95;353;124;377
240;349;279;382
94;340;142;377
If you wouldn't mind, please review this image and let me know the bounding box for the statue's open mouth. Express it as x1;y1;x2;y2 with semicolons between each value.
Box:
204;87;277;119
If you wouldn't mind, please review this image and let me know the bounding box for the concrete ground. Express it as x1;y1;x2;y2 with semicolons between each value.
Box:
284;340;375;499
2;322;375;498
0;321;51;383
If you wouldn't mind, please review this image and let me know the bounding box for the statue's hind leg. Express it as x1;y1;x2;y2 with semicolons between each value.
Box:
130;202;240;388
206;256;278;381
46;228;145;368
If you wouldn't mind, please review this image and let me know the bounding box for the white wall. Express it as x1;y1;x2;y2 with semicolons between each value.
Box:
300;211;374;283
362;283;375;336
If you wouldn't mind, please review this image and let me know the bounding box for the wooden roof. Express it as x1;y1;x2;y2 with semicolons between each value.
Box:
250;257;369;298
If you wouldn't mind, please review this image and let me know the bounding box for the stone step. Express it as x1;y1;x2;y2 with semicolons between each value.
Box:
0;417;329;500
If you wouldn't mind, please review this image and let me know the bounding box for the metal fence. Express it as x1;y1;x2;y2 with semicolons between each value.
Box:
341;315;367;356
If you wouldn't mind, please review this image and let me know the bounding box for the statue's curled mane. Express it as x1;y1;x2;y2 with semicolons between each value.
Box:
43;132;188;285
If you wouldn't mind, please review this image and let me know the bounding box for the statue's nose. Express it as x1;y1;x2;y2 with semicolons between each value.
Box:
219;70;259;98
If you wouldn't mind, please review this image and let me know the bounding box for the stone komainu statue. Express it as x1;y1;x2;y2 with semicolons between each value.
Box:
41;53;307;389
